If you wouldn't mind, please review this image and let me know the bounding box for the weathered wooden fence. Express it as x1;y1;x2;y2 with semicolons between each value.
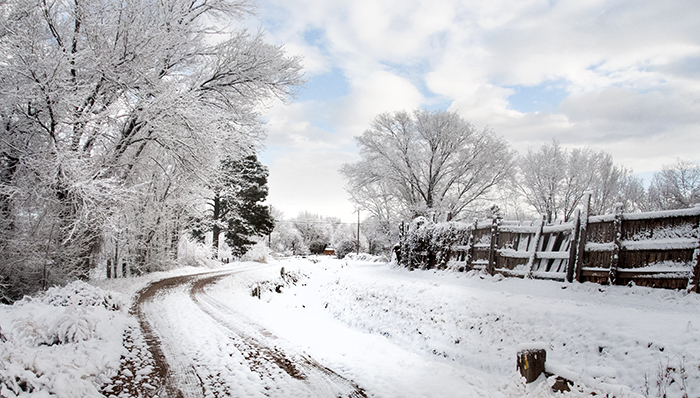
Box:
405;195;700;291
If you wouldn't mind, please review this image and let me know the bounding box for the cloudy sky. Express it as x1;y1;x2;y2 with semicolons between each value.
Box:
241;0;700;222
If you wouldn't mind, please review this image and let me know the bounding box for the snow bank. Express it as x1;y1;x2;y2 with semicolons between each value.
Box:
343;252;389;262
0;281;132;397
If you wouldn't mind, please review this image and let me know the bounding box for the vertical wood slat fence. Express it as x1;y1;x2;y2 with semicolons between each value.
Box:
439;197;700;291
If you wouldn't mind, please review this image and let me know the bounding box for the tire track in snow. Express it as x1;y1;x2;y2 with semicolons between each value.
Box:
136;266;366;397
136;273;203;398
190;273;367;398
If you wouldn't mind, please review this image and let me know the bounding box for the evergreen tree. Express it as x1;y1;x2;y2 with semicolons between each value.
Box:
200;155;274;258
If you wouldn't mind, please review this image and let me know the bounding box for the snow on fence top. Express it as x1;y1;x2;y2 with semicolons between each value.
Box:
589;205;700;223
398;203;700;291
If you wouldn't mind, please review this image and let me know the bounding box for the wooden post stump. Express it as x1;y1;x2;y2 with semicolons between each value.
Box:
517;347;546;383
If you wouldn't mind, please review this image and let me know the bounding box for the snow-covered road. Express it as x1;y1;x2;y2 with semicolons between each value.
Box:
136;265;367;398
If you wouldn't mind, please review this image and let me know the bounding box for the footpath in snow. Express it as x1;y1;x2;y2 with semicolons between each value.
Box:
1;256;699;397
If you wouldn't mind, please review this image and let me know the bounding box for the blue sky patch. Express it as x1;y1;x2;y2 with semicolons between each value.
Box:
303;28;325;47
297;67;351;103
507;79;570;113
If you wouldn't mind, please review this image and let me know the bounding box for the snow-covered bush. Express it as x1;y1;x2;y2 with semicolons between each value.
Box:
431;222;470;269
242;241;273;263
0;282;130;397
399;217;432;269
250;267;307;298
398;218;471;270
344;253;389;262
10;282;124;346
37;280;125;311
335;239;358;259
178;236;213;267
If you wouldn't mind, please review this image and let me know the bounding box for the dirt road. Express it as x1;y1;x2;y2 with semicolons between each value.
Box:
133;266;367;398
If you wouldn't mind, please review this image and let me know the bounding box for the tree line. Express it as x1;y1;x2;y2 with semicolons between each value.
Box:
0;0;302;302
262;208;394;259
341;109;700;251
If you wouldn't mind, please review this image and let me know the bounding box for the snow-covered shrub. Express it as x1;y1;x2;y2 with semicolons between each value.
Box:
249;268;307;298
178;236;213;267
0;281;130;397
37;280;125;311
399;217;433;269
431;222;471;269
11;307;102;346
344;253;389;262
50;308;101;344
335;239;358;259
398;218;471;270
241;241;272;263
11;282;122;346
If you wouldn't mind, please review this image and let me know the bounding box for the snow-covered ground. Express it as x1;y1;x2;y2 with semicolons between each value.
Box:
2;256;699;397
212;257;700;397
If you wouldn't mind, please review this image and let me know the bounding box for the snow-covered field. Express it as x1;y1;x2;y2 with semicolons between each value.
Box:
2;256;699;397
214;257;700;397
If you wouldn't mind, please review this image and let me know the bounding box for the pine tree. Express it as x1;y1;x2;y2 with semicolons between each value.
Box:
202;155;274;258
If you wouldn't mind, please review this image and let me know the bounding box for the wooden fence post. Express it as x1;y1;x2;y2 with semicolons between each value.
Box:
517;347;546;383
487;215;500;275
466;218;478;270
574;193;591;282
690;205;700;293
566;209;581;283
608;203;623;285
526;215;545;279
691;240;700;293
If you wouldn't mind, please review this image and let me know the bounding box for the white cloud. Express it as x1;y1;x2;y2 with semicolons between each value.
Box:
264;101;341;150
265;149;358;221
251;0;700;218
337;70;424;135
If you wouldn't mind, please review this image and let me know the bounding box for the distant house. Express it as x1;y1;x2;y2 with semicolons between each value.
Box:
323;247;335;256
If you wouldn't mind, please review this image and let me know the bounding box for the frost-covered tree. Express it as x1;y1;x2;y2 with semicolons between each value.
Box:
292;212;340;254
589;155;646;215
360;215;394;255
270;212;307;255
647;159;700;210
0;0;302;300
341;109;514;222
517;140;644;222
332;223;360;259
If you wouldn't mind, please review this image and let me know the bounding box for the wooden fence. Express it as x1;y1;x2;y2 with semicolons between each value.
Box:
426;195;700;291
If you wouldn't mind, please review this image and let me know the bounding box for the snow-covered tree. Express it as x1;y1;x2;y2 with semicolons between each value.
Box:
516;140;643;222
332;223;360;259
270;214;307;255
341;109;514;222
360;215;395;255
291;212;340;254
0;0;302;300
647;159;700;210
589;155;646;215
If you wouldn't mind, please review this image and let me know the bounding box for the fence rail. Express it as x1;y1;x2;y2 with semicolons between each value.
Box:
402;194;700;291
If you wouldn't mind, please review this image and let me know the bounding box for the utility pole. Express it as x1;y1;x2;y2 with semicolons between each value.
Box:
356;208;361;255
